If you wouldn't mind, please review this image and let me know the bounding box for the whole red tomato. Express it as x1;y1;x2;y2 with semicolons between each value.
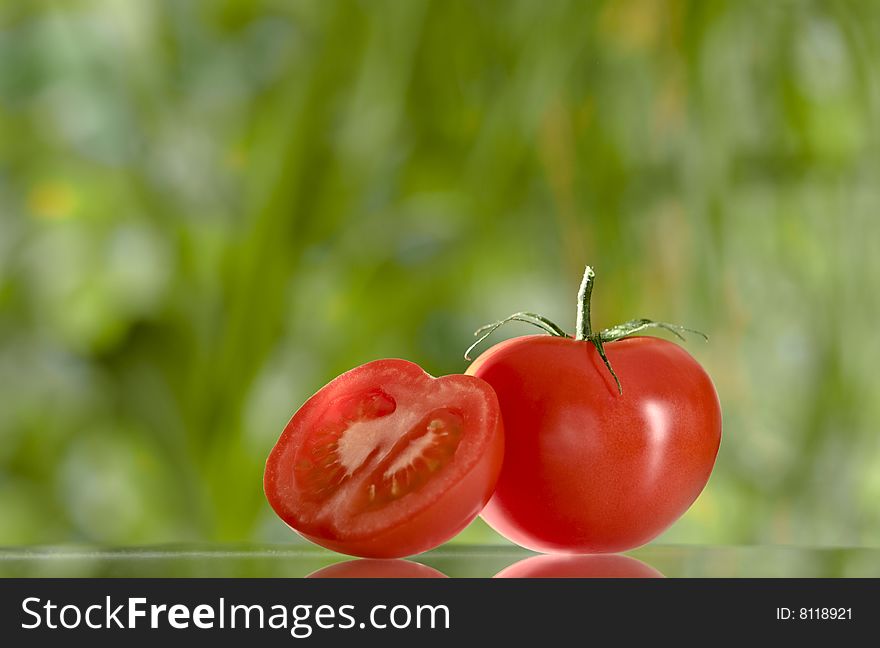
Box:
264;359;504;558
466;266;721;553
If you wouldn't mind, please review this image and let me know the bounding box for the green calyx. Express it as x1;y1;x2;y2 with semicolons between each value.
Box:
464;265;707;395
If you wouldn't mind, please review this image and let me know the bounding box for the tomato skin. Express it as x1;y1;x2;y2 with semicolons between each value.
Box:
468;335;721;554
495;554;663;578
264;359;504;559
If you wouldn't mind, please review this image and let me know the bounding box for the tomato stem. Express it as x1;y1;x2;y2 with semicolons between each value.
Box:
575;265;595;341
464;264;708;397
573;266;624;393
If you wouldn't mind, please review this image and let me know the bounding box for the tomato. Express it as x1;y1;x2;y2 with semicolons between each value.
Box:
308;559;447;578
466;266;721;553
264;358;504;558
495;554;663;578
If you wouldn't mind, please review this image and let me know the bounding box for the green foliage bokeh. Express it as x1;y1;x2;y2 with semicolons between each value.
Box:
1;0;879;549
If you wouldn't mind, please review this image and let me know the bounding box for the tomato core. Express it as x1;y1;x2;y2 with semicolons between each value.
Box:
293;386;465;511
358;408;464;511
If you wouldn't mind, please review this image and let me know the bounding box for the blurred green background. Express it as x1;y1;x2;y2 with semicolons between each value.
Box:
1;0;879;550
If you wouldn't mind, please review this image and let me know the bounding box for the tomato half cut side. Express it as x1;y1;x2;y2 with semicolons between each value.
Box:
264;359;504;558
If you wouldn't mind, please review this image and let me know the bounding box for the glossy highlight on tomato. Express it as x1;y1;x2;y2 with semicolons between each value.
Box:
264;359;504;558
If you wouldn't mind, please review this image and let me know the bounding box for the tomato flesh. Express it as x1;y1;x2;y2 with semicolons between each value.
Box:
294;387;398;502
265;359;504;558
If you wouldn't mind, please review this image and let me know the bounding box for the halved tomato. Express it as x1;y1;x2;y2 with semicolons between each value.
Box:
264;359;504;558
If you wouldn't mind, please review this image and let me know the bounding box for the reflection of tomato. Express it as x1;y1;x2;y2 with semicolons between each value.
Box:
466;266;721;553
264;359;504;558
495;554;663;578
308;559;447;578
